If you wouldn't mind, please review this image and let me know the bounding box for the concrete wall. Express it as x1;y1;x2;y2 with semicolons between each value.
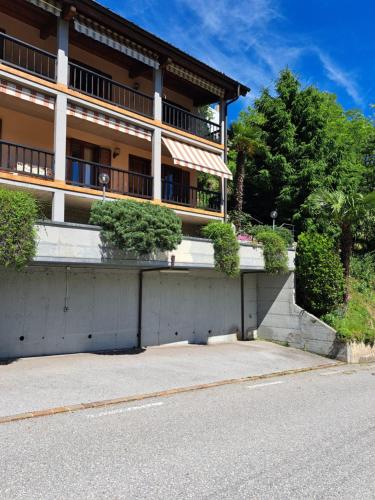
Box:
0;223;339;360
35;223;296;271
256;273;337;357
141;270;257;346
0;267;139;358
0;267;257;358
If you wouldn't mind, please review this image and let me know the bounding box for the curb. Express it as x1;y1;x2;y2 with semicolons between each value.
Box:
0;362;343;425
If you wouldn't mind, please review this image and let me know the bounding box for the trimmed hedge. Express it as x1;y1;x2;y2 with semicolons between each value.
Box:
89;199;182;256
0;188;39;270
296;232;344;317
202;222;240;277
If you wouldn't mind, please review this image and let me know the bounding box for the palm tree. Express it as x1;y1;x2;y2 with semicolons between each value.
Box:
309;189;375;302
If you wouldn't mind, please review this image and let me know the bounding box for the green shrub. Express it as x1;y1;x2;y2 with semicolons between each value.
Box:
0;188;39;270
256;229;289;274
322;280;375;344
296;232;344;317
350;253;375;293
250;224;294;246
89;199;182;256
228;210;253;234
202;222;240;277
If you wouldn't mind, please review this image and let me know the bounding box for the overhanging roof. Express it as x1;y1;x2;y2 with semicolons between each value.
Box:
70;0;250;100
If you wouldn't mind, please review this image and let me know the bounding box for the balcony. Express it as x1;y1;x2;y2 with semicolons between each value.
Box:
0;33;56;81
0;33;223;145
0;140;54;179
162;179;221;212
162;101;221;143
68;63;154;118
66;157;153;199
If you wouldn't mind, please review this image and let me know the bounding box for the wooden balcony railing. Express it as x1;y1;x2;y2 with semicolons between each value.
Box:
0;140;54;179
162;179;221;212
66;157;153;199
162;101;221;143
69;63;154;118
0;33;56;81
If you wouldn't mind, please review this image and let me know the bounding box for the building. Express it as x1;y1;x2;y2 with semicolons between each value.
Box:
0;0;335;359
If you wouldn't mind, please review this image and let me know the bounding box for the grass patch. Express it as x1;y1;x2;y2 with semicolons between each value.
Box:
322;279;375;344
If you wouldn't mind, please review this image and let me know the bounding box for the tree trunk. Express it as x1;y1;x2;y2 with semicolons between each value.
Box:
234;149;245;213
340;223;352;304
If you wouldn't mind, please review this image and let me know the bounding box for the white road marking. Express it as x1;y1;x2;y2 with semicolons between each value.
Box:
86;401;164;418
247;381;284;390
319;370;355;377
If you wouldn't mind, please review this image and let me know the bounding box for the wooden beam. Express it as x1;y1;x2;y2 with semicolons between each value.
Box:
62;3;76;21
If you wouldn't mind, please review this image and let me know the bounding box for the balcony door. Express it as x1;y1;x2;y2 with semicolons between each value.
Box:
128;155;152;197
67;139;111;189
162;165;190;205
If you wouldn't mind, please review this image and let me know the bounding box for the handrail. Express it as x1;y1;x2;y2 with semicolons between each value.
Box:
163;101;219;129
69;62;154;117
0;32;56;81
69;63;152;102
0;33;56;59
0;140;53;156
0;140;54;179
66;156;153;199
66;156;153;179
162;178;221;212
162;100;222;143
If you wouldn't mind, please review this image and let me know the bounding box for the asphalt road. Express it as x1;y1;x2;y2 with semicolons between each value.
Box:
1;364;375;499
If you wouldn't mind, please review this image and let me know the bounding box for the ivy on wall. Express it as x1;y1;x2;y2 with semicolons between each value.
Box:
254;229;289;274
0;188;39;270
202;222;240;277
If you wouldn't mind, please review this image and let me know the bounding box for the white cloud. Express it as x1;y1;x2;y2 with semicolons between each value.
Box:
106;0;364;109
314;49;363;106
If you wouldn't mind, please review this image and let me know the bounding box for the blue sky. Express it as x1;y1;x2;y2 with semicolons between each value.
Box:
102;0;374;122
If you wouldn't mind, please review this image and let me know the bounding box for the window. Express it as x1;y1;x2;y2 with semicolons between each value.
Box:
67;139;111;188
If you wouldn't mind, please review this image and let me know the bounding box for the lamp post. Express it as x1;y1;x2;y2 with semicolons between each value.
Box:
98;173;110;201
270;210;278;231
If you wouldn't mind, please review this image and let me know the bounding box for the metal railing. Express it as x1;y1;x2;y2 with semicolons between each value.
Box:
69;63;154;117
0;33;56;81
162;179;221;212
66;157;153;199
0;140;54;179
162;101;221;143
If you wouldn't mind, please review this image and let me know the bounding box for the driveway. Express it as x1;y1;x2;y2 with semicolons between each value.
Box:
0;340;338;418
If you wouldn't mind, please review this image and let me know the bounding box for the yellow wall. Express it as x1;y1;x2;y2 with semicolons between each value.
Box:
0;13;57;53
0;106;54;150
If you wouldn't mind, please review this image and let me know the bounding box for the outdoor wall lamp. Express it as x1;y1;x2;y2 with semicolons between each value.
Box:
98;172;110;200
113;147;121;159
270;210;278;230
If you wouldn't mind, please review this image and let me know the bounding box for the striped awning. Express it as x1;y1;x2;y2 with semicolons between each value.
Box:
26;0;61;16
74;15;159;70
162;137;232;180
0;78;55;109
67;103;152;142
166;63;225;99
